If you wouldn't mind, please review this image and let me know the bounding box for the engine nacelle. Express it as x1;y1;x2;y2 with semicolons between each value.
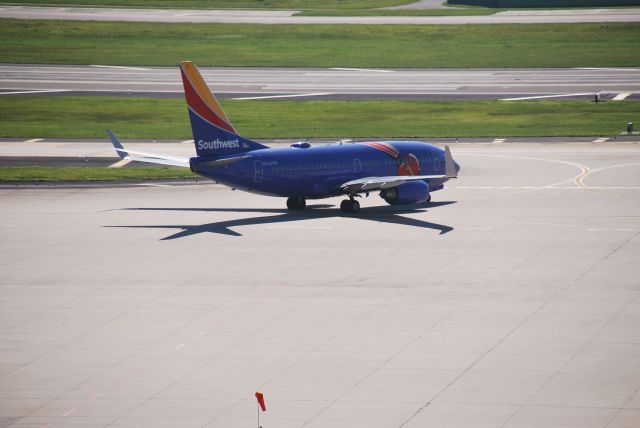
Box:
380;181;430;205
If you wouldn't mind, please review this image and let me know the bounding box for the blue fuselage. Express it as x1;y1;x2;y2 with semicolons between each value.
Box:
190;141;453;199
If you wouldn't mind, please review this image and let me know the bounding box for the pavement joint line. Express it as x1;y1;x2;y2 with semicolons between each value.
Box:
330;67;395;73
108;159;131;168
232;92;333;100
593;137;609;143
613;92;631;101
90;65;150;71
61;408;77;417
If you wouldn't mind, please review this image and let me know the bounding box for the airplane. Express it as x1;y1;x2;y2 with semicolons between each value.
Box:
108;61;460;213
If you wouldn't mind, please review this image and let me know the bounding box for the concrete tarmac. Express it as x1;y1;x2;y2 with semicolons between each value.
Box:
1;142;639;427
1;5;639;24
386;0;451;10
2;65;639;101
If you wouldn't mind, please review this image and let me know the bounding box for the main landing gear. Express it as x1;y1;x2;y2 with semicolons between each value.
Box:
340;196;360;214
286;195;360;213
286;196;306;210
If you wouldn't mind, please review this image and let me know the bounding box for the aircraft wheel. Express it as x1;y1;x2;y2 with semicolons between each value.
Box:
426;195;432;203
287;196;306;210
340;199;360;213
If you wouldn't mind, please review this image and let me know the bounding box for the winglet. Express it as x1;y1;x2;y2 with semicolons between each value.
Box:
444;145;457;179
106;129;129;160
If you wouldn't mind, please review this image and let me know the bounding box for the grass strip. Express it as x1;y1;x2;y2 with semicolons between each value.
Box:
0;0;413;9
0;96;638;139
0;166;196;182
1;19;638;68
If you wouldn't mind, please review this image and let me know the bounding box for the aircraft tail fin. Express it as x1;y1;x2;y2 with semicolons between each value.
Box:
179;61;267;157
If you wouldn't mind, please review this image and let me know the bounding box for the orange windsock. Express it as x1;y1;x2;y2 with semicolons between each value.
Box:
255;391;266;412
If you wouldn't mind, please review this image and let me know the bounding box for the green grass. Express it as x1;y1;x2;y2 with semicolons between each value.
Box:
1;96;638;139
1;19;638;68
0;0;412;9
0;166;196;182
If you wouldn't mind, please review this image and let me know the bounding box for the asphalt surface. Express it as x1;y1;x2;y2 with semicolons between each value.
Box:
1;5;640;24
2;65;639;101
1;141;639;427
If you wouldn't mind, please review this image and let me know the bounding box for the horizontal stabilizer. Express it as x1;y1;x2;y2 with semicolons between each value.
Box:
107;129;190;168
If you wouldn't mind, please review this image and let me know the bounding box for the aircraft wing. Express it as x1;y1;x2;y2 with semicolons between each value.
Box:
341;174;445;194
107;129;190;168
340;145;458;194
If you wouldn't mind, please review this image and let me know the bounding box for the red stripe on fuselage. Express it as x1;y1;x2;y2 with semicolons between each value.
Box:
364;142;400;158
180;68;236;134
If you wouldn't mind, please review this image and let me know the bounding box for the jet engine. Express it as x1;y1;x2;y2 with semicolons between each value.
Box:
380;181;430;205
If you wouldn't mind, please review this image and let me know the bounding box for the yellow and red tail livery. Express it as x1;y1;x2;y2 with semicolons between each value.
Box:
179;61;267;156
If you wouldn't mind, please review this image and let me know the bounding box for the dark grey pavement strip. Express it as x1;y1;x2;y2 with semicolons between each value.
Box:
1;5;639;23
2;65;639;100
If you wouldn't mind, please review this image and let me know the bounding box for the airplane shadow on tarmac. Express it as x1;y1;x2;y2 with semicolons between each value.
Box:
106;201;456;240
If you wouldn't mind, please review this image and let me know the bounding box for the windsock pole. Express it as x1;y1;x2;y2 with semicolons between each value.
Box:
255;391;266;428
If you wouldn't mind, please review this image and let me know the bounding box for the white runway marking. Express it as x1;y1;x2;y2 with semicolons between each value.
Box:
500;93;592;101
330;67;395;73
456;185;640;190
0;89;69;95
181;139;194;144
175;343;187;350
232;92;332;100
523;222;638;232
577;67;640;71
588;228;638;232
492;138;506;144
61;408;77;417
108;159;131;168
266;225;332;230
23;138;43;143
592;137;609;143
90;65;149;71
613;92;631;101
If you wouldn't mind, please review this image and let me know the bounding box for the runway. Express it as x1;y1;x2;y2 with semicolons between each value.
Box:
2;65;639;101
1;142;639;427
1;5;640;24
